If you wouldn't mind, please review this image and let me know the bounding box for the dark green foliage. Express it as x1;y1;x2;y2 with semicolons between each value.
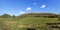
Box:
58;16;60;21
13;15;16;18
27;28;35;30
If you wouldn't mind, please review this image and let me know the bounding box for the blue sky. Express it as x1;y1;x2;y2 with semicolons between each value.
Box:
0;0;60;16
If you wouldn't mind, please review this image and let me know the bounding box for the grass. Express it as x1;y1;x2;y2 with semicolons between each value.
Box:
0;17;58;30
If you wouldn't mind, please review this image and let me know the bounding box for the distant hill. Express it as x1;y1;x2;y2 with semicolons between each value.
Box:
0;14;11;18
0;13;60;18
18;13;58;18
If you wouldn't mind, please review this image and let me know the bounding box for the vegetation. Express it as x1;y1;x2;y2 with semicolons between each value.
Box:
0;14;11;18
0;13;60;30
18;13;58;18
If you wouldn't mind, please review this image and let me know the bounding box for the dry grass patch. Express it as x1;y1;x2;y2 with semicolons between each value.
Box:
17;24;34;28
3;21;17;26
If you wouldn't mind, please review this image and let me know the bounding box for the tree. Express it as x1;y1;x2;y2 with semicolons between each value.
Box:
13;15;15;18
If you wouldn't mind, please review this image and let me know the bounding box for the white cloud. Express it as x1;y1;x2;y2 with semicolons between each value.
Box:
26;7;31;10
40;5;46;8
34;2;36;5
20;11;26;14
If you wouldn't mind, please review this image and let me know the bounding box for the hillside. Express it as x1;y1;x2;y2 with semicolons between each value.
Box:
18;13;58;18
0;13;59;30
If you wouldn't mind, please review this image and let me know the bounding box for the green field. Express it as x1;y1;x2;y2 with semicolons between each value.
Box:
0;17;58;30
0;13;60;30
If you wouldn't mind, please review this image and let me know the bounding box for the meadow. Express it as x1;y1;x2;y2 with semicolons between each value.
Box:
0;13;59;30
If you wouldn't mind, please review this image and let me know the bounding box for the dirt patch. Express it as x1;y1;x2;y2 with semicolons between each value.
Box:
17;24;34;28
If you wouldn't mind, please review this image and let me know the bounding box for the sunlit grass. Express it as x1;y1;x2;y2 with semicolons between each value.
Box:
0;17;58;30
